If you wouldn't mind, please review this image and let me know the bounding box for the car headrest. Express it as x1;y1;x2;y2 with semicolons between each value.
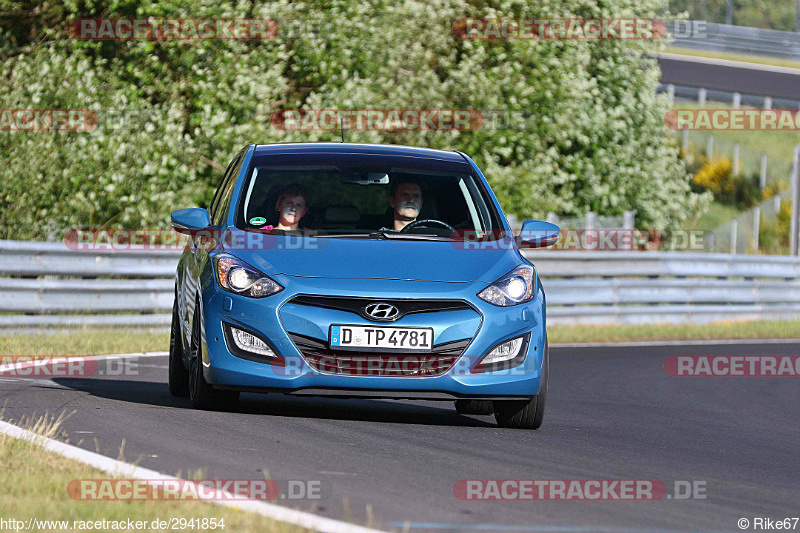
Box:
325;206;360;224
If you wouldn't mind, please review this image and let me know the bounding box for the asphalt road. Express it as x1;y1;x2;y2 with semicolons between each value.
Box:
657;53;800;101
1;341;798;532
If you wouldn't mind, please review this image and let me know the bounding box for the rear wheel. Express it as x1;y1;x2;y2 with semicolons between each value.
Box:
454;399;494;415
494;338;548;430
168;299;190;397
188;304;239;410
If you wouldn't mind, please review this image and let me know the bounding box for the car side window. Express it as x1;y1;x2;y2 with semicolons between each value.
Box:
209;153;242;221
212;155;245;225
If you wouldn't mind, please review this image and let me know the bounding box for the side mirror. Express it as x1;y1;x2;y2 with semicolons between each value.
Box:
519;220;560;248
171;208;211;234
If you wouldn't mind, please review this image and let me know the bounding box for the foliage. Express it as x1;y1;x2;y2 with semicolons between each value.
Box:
693;157;734;196
692;156;760;209
758;199;792;255
762;178;789;200
0;0;705;239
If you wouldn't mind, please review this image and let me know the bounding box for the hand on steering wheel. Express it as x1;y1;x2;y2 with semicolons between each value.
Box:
401;219;456;233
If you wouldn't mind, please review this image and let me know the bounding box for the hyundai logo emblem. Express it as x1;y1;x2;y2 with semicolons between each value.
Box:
364;302;401;321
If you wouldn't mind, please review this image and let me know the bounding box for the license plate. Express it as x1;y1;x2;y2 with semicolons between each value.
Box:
330;325;433;351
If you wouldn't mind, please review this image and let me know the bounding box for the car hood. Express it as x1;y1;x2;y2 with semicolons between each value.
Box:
221;233;521;284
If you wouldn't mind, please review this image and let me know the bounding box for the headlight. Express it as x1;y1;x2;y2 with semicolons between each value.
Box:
213;254;283;298
477;265;536;306
472;334;529;373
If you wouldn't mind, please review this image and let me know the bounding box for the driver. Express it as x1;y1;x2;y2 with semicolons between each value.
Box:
388;180;423;231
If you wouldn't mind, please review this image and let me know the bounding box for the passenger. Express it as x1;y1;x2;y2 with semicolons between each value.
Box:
261;184;309;231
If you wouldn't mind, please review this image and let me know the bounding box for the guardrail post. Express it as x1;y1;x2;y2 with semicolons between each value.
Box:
733;143;740;175
666;84;675;103
753;207;760;252
763;97;772;110
623;211;635;230
682;126;689;152
698;88;707;107
732;92;741;109
760;152;768;189
546;212;558;224
730;219;738;254
585;212;596;230
706;134;714;160
791;144;800;256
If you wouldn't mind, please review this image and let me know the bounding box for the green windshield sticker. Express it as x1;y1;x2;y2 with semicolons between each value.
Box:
249;217;267;226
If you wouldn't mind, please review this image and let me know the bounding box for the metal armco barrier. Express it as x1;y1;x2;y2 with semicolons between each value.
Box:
527;250;800;325
1;240;800;328
667;22;800;61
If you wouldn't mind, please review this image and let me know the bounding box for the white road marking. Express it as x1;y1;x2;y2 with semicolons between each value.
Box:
0;420;387;533
0;352;167;375
552;338;800;348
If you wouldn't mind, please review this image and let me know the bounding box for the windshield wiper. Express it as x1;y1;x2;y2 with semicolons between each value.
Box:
315;231;449;241
315;233;375;239
372;231;449;241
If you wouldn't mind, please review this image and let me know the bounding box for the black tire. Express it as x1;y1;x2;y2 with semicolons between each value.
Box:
455;399;494;415
494;338;548;430
168;299;190;397
188;303;239;410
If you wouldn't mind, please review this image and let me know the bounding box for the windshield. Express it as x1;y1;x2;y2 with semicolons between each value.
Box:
234;159;504;240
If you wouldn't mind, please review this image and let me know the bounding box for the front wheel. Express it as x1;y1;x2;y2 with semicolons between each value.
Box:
188;304;239;410
494;338;548;429
168;300;190;397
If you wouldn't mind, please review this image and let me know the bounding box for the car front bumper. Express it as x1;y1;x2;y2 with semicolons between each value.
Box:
199;274;547;400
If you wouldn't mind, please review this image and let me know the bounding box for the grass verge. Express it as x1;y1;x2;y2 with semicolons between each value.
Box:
1;328;169;356
0;416;309;533
692;201;741;232
549;319;800;344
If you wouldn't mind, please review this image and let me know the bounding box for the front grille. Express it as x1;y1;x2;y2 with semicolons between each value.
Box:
288;333;470;376
287;295;474;322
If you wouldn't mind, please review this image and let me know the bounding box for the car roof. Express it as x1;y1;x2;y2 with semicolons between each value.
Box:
252;142;466;162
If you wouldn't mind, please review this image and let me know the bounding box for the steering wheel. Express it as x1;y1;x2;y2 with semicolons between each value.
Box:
401;219;456;233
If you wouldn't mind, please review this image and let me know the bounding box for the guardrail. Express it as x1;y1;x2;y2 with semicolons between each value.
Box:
668;22;800;61
1;240;799;329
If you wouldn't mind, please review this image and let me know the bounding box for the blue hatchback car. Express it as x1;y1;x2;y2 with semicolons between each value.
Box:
169;143;559;429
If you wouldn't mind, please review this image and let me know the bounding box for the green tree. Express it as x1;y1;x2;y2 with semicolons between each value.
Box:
1;0;706;239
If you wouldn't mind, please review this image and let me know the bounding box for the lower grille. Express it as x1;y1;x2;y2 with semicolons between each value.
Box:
288;333;470;377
